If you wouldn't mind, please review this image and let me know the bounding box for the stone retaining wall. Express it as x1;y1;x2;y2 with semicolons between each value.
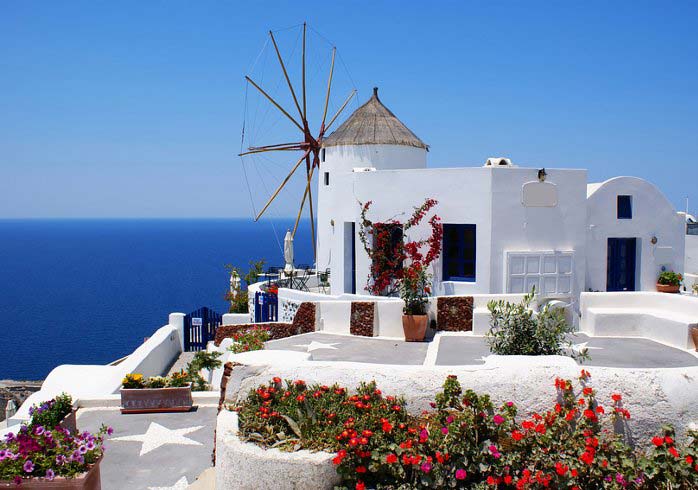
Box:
436;296;473;331
350;302;375;337
214;302;317;346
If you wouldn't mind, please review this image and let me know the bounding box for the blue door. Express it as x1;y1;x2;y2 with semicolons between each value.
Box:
607;238;637;291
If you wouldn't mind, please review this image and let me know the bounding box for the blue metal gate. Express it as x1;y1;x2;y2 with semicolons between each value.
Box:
184;306;222;351
254;291;278;323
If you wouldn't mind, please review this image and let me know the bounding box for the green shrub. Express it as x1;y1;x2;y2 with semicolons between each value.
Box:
485;288;587;360
28;393;73;429
228;326;270;354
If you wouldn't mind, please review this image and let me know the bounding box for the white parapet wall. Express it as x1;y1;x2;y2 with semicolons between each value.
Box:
4;322;182;430
580;291;698;349
222;313;252;325
219;353;698;458
216;410;340;490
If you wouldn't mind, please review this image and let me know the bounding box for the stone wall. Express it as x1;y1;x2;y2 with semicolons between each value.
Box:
350;302;375;337
0;381;42;423
436;296;473;331
214;302;317;347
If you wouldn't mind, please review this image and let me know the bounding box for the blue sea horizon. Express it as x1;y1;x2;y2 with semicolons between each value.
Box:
0;218;313;380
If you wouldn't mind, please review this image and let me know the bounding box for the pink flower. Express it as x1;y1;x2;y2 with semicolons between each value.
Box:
23;460;34;473
493;415;504;425
441;427;449;435
456;469;467;480
446;415;454;424
421;462;432;473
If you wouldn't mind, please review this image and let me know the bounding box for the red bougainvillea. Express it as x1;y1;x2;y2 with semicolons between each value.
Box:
358;198;443;313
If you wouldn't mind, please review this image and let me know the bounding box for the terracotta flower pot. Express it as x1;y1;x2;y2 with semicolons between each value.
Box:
402;315;428;342
120;385;193;414
0;459;101;489
656;283;680;294
691;326;698;352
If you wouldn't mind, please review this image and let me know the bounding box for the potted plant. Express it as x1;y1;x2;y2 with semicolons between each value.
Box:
0;423;111;489
28;393;77;434
120;373;193;414
656;271;682;293
358;198;443;342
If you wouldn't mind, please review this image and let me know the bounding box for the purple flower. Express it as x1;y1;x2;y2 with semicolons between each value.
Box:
79;445;88;454
23;460;35;473
419;429;428;440
0;450;6;461
86;440;96;450
4;432;15;442
35;425;45;436
441;427;449;435
107;426;114;436
46;469;55;481
56;455;66;466
421;462;432;473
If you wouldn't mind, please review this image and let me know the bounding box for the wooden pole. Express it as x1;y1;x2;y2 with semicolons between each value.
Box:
245;76;304;132
238;145;303;157
255;151;310;221
307;158;317;263
269;30;304;120
320;47;336;130
325;89;356;132
302;23;307;120
292;160;316;236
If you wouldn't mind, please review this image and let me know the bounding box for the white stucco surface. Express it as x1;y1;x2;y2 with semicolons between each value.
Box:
215;410;340;490
586;177;685;292
222;313;252;325
6;323;182;429
580;292;698;349
686;235;698;275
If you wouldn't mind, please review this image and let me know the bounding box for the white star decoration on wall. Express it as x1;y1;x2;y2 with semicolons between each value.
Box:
294;340;339;352
111;422;204;456
147;476;189;490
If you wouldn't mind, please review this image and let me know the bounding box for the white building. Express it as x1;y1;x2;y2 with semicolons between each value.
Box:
316;88;685;303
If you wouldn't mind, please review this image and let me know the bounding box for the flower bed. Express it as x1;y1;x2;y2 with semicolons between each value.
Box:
227;326;270;353
232;373;698;489
0;423;111;488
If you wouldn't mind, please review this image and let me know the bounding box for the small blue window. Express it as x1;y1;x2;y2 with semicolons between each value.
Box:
442;224;476;281
617;195;632;219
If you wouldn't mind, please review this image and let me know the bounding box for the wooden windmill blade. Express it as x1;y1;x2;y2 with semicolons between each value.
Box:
239;23;357;263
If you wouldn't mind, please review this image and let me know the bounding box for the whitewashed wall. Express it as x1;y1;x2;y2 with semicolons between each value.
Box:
316;144;427;273
586;177;685;292
685;235;698;275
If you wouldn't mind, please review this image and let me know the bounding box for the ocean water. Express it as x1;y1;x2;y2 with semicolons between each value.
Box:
0;219;313;380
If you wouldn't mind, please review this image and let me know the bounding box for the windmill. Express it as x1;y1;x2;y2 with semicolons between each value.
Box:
239;23;357;263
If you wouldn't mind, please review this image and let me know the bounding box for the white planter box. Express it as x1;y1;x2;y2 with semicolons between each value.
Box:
215;410;340;490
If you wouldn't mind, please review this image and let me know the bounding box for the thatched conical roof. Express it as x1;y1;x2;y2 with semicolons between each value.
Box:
322;87;428;150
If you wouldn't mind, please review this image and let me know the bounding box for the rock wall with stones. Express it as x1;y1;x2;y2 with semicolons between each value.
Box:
215;302;317;346
0;380;42;422
436;296;473;331
350;302;375;337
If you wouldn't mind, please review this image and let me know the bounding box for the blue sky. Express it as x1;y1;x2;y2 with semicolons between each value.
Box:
1;1;696;218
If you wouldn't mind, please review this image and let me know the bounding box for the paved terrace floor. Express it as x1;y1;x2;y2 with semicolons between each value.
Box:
78;405;216;490
266;332;698;369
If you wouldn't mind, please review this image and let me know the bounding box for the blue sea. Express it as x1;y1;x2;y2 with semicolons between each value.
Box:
0;219;313;380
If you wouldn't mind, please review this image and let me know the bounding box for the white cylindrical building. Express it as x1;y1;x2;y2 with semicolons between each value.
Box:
316;87;428;289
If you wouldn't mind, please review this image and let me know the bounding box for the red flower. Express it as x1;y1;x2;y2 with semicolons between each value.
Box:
686;455;694;465
669;447;680;458
612;393;622;402
356;482;365;490
652;436;664;447
386;453;398;464
511;430;524;441
665;436;674;445
356;466;367;474
381;421;393;433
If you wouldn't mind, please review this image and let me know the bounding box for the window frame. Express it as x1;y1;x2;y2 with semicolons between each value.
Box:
442;224;477;282
617;195;633;220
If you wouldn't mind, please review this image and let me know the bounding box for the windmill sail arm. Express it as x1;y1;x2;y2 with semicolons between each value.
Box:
245;76;304;132
255;151;310;221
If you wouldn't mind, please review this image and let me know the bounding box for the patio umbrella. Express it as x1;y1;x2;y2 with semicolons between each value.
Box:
284;230;294;275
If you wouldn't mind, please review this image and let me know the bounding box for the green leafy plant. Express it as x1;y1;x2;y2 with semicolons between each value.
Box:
485;288;588;361
227;326;271;354
144;376;168;388
121;373;145;389
658;271;683;286
28;393;73;429
225;259;266;313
